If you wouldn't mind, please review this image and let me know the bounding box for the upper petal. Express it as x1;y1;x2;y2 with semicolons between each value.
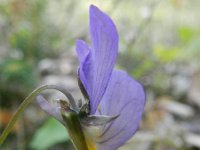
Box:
96;71;146;150
78;5;118;114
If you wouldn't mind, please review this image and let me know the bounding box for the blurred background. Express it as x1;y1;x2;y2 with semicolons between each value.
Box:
0;0;200;149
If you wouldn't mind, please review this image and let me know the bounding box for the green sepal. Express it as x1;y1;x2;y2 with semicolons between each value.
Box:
61;101;89;150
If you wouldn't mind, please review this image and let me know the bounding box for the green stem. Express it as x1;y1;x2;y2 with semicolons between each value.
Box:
0;85;77;145
62;110;89;150
0;85;48;145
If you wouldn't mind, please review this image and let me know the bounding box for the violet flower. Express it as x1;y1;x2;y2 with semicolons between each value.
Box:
37;5;145;150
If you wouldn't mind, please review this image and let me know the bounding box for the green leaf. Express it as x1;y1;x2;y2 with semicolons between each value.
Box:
178;26;196;43
153;45;180;63
0;59;36;85
132;60;154;78
30;118;69;150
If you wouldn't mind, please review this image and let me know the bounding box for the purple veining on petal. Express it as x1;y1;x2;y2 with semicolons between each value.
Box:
96;71;146;150
76;5;118;114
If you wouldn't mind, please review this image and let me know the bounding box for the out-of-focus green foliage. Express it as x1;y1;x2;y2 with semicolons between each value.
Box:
1;0;60;61
0;59;35;88
0;0;62;104
0;58;36;107
0;0;64;148
178;26;196;43
30;118;69;150
153;45;180;62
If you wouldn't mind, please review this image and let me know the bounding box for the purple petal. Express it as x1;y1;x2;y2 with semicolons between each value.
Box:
36;95;64;124
77;5;118;114
76;40;92;92
76;40;90;64
96;71;146;150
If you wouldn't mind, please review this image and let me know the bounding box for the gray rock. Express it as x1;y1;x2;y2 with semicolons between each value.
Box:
159;100;194;119
184;133;200;148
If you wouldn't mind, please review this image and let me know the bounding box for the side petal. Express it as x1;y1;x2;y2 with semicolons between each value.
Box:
97;71;146;150
76;40;92;95
76;40;90;63
89;5;118;114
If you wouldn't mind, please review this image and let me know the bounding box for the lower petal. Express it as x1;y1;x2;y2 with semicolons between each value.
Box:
96;70;146;150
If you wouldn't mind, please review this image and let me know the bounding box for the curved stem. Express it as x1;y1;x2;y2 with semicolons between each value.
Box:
46;85;78;111
0;85;77;145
